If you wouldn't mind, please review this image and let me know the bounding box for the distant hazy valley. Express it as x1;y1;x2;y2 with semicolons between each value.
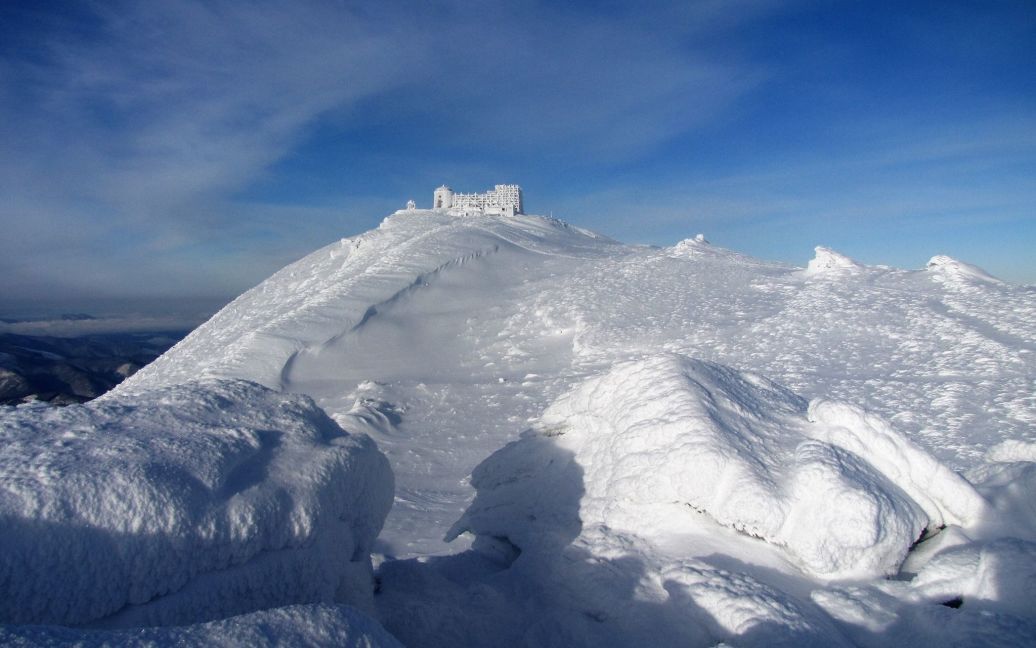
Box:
0;325;186;405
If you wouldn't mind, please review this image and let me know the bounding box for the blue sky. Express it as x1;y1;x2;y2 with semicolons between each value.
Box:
1;0;1033;317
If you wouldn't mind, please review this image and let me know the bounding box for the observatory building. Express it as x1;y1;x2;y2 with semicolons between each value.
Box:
433;184;523;216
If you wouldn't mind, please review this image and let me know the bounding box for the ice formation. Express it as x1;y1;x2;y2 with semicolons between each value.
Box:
0;379;393;628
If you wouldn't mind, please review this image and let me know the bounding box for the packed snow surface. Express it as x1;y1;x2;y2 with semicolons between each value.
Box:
0;379;392;628
8;209;1036;645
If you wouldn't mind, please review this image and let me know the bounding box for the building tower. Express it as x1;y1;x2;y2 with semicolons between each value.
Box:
433;185;454;209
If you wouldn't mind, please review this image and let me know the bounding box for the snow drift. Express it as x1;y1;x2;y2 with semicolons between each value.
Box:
0;379;393;627
453;354;986;579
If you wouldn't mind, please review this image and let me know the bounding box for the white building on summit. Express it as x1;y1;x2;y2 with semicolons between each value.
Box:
433;184;523;216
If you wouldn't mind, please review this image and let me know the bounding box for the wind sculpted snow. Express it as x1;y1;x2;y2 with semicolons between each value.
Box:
0;379;393;628
432;354;1036;646
16;209;1036;645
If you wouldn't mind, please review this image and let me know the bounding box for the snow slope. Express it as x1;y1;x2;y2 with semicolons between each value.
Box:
10;208;1035;645
121;212;615;394
0;379;392;628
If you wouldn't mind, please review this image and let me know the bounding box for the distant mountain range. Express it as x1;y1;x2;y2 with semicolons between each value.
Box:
0;330;186;405
0;313;97;324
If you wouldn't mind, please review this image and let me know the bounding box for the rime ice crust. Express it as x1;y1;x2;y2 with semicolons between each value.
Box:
0;379;393;628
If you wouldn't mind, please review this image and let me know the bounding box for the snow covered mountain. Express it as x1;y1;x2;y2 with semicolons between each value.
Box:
4;208;1035;645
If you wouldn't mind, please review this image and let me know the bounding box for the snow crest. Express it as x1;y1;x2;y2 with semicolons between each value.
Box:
0;379;393;627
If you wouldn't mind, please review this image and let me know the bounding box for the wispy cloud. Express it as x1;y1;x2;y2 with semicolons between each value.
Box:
2;0;1033;309
0;0;779;309
4;1;425;213
0;1;426;305
406;2;768;157
0;314;204;337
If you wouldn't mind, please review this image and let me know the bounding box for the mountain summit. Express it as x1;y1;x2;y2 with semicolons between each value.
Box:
5;209;1036;645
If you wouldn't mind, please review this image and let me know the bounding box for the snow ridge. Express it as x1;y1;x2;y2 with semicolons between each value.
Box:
118;211;618;393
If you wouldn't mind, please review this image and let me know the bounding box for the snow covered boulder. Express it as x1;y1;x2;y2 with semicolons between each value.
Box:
0;379;393;628
925;255;1001;284
805;399;988;530
455;355;986;579
669;233;710;254
804;246;863;276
